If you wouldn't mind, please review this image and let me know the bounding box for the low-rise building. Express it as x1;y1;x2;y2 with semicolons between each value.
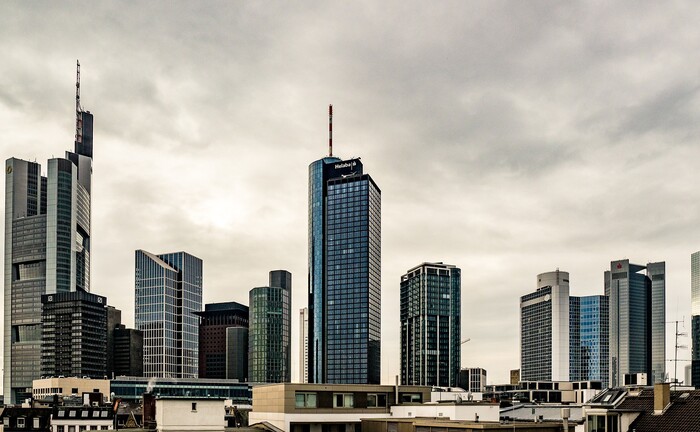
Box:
110;376;251;407
362;418;567;432
0;407;52;431
32;377;110;404
154;398;225;432
50;406;113;431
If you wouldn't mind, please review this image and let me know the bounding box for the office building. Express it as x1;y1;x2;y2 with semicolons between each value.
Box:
106;305;122;378
693;251;700;388
249;270;291;383
226;326;249;381
194;301;249;380
40;290;107;379
308;150;382;384
510;369;520;385
113;325;144;377
520;270;571;381
300;307;309;383
135;250;203;378
605;259;665;387
400;262;461;387
458;367;487;393
3;64;94;403
578;295;609;383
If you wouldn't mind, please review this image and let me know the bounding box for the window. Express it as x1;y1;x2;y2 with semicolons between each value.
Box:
17;417;25;428
192;402;197;411
57;426;65;432
69;427;76;432
333;393;354;408
72;388;79;394
367;393;387;408
295;392;317;408
79;426;87;432
33;418;40;428
3;418;9;427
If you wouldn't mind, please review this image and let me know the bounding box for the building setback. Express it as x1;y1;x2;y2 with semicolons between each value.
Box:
135;250;202;378
308;152;381;384
41;291;107;379
4;65;94;403
400;262;461;387
194;301;249;380
605;259;665;387
249;270;291;383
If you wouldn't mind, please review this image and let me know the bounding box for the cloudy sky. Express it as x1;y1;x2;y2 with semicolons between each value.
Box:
2;2;700;385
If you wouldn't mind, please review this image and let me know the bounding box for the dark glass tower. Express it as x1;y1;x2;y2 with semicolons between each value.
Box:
400;262;461;387
605;259;665;387
135;250;203;378
249;270;291;383
40;291;107;379
194;302;249;380
308;156;381;384
4;69;94;403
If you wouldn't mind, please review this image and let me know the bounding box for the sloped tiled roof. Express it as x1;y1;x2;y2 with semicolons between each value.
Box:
627;390;700;432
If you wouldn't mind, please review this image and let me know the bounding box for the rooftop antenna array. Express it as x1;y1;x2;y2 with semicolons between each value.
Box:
328;104;333;157
75;60;83;144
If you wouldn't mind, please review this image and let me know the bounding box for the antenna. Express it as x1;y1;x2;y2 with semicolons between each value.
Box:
328;104;333;157
75;60;83;144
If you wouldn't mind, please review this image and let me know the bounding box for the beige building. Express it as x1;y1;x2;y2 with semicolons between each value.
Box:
32;377;110;402
362;418;567;432
154;398;225;432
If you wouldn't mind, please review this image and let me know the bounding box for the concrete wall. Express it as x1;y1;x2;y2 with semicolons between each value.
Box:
390;403;499;422
155;399;224;432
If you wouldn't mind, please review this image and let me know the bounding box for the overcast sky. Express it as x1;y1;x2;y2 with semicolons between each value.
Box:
2;1;700;386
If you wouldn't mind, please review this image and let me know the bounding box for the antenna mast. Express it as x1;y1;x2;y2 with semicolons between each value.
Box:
328;104;333;157
75;60;82;144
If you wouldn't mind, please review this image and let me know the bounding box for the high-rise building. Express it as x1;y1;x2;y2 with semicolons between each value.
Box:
578;295;609;383
400;262;461;387
249;270;291;383
4;63;94;403
510;369;520;385
308;151;381;384
41;291;107;379
605;259;665;387
520;270;571;381
692;251;700;388
299;307;309;383
226;326;248;381
194;302;249;380
135;250;203;378
113;325;144;377
106;306;122;378
458;367;487;393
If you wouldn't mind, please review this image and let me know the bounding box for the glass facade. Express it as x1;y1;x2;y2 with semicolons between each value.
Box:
135;250;202;378
578;295;609;383
248;270;291;383
110;377;251;405
692;252;700;388
606;260;665;387
308;157;381;384
400;263;461;387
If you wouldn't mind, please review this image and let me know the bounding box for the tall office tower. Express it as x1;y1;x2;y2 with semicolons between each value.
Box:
249;270;291;383
40;291;107;379
458;367;487;393
194;302;249;379
605;259;665;387
135;250;203;378
113;325;144;377
226;326;248;381
106;306;122;378
400;262;461;386
569;296;581;381
299;307;309;383
308;144;382;384
578;295;609;383
4;62;94;403
692;251;700;388
520;270;570;381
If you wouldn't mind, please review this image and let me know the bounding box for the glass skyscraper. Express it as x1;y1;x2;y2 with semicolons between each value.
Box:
4;78;94;403
605;259;665;387
578;295;609;383
400;262;461;387
248;270;291;383
308;156;381;384
692;251;700;388
135;250;202;378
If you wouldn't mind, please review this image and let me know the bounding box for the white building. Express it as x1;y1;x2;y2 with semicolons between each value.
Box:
154;398;225;432
51;406;113;431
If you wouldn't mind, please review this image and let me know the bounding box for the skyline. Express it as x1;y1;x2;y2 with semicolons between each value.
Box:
2;2;700;386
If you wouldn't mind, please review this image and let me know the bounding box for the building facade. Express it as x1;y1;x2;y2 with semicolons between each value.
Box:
194;301;249;380
605;259;665;387
299;307;309;383
249;270;291;383
692;251;700;388
400;262;461;387
308;156;381;384
40;290;107;378
520;270;571;381
135;250;203;378
4;76;94;403
458;367;487;393
578;295;609;383
113;325;144;377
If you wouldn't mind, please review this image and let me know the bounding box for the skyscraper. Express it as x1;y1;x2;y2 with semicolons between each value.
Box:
194;302;249;379
692;251;700;388
4;62;94;403
578;295;609;383
249;270;291;383
40;291;107;379
605;259;665;387
308;153;382;384
520;270;571;381
400;262;461;387
135;250;203;378
299;307;309;383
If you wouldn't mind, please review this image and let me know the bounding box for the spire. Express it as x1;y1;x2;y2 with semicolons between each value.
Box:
328;104;333;157
75;60;82;144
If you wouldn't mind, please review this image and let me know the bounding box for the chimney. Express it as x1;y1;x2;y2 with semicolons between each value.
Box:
654;383;670;415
